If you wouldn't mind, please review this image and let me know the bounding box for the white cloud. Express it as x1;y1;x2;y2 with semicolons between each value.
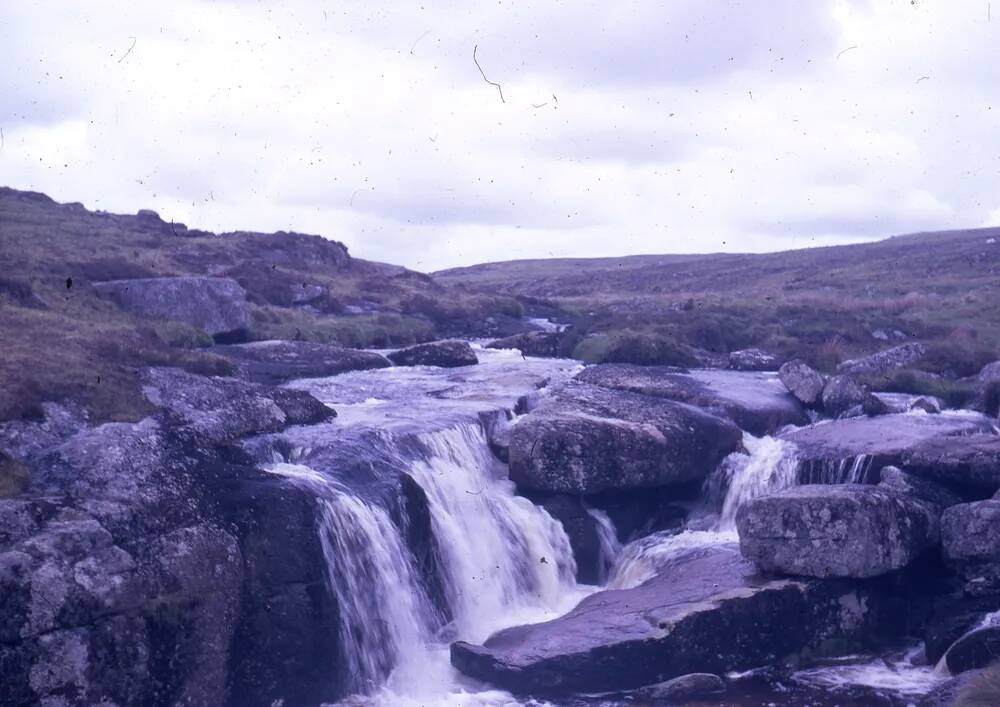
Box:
1;0;997;270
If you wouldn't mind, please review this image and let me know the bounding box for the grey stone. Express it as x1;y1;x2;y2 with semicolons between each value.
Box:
942;500;1000;596
388;340;479;368
837;342;929;375
211;340;391;384
93;276;251;339
822;375;867;417
736;484;939;578
508;379;741;494
778;359;826;407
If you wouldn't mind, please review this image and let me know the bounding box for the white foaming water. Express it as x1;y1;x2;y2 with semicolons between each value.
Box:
404;423;578;643
609;433;799;588
718;434;800;531
275;420;582;705
608;529;737;589
794;644;948;697
267;463;439;694
585;506;623;584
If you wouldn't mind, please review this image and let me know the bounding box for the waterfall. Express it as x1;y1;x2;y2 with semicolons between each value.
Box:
267;463;439;694
798;454;876;485
268;420;579;701
585;506;622;584
609;433;800;589
405;423;577;642
717;434;800;531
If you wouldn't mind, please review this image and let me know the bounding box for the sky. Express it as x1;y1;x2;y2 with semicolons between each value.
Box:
1;0;999;271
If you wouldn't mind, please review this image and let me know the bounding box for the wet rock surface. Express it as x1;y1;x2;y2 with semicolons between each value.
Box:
210;340;391;384
779;413;996;484
508;379;742;494
736;484;940;578
576;364;808;436
388;339;480;368
450;544;911;696
93;276;251;341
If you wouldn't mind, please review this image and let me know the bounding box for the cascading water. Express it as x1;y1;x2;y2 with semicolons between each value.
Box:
608;432;801;589
269;415;582;705
585;506;622;585
799;454;876;485
403;423;577;643
267;463;440;694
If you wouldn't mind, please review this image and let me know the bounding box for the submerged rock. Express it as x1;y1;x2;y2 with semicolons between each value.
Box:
778;359;826;407
93;276;251;341
508;380;741;495
942;500;1000;596
736;484;939;578
450;544;909;696
634;673;726;702
388;340;479;368
837;342;928;376
576;364;808;436
211;340;391;384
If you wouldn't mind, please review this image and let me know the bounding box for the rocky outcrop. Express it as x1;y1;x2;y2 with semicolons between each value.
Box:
575;364;808;436
942;500;1000;596
487;331;567;358
837;342;928;375
902;434;1000;490
736;483;940;578
211;340;391;384
822;375;866;417
450;544;912;696
0;366;349;707
388;340;479;368
508;380;741;495
142;367;335;444
93;276;251;341
778;359;826;407
728;348;782;371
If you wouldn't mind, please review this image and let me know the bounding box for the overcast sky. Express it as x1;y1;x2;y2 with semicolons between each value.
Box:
2;1;998;271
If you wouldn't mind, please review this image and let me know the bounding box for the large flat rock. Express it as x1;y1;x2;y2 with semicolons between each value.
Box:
575;364;808;436
210;340;391;384
902;434;1000;490
451;544;907;696
778;413;996;484
508;379;742;494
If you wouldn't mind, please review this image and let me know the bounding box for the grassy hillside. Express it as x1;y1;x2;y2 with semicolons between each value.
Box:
437;228;1000;372
0;187;524;422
